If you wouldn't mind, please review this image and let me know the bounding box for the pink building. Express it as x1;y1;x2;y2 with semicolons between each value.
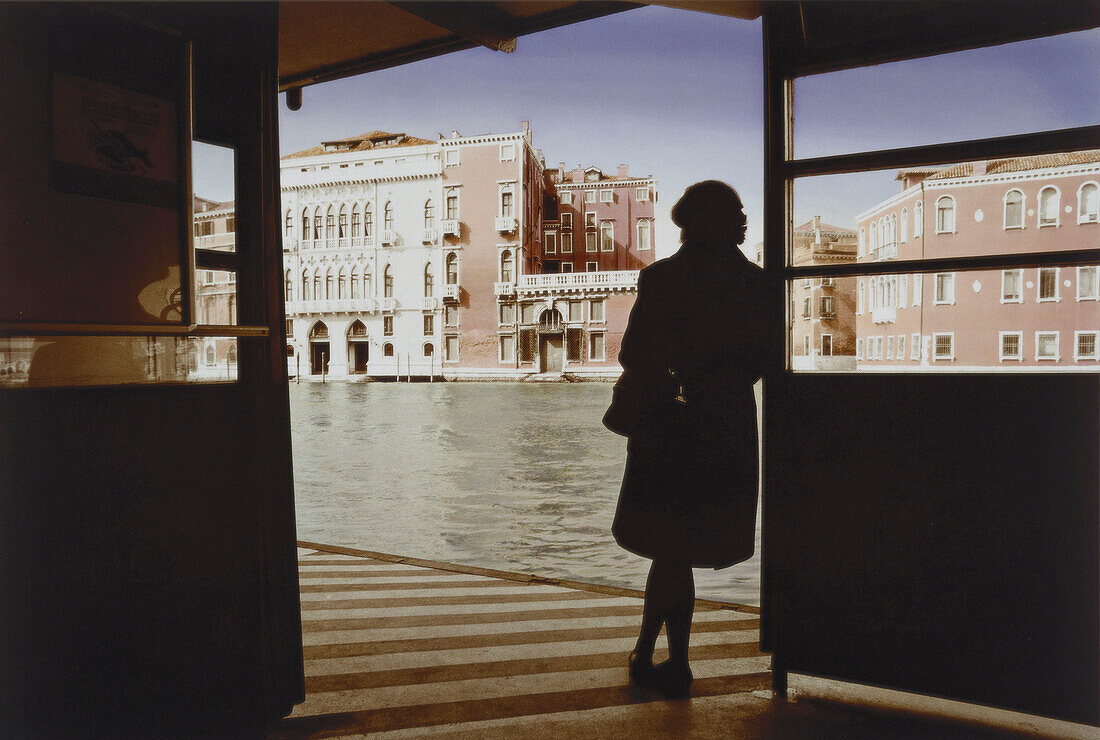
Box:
855;151;1099;369
790;216;857;370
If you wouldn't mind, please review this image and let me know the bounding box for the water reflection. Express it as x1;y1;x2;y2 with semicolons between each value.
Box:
290;382;761;605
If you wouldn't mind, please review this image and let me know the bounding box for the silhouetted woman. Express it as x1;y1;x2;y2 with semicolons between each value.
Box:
606;181;765;697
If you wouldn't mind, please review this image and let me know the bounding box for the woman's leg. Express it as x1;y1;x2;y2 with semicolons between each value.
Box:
634;559;695;665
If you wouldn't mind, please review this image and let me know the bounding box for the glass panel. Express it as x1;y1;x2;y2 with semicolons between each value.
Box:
793;29;1100;159
192;141;236;253
0;336;238;388
792;149;1100;266
789;265;1100;371
194;270;238;325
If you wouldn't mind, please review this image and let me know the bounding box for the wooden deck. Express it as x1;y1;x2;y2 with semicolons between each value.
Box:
270;543;769;739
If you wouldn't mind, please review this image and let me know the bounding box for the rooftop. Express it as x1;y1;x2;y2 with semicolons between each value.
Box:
283;131;435;159
901;149;1100;182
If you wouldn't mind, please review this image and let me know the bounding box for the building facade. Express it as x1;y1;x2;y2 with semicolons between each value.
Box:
854;151;1099;370
271;123;657;380
790;216;857;370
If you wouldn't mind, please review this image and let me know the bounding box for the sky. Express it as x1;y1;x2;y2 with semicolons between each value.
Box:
194;6;1098;258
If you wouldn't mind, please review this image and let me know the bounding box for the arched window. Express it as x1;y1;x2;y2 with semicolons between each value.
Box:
285;210;293;237
228;345;237;364
338;204;347;239
857;280;865;313
858;227;865;256
446;253;458;285
889;214;897;246
384;265;394;298
310;321;328;338
325;206;335;239
351;204;361;237
363;270;373;298
301;269;311;300
1038;186;1060;227
350;268;359;299
1004;189;1025;229
935;196;955;233
384;202;394;231
348;320;367;338
600;221;614;251
325;268;334;300
313;268;321;301
500;251;514;283
424;200;435;229
338;267;347;299
301;208;310;240
870;222;878;252
364;203;373;236
914;200;923;237
206;345;215;364
1078;182;1099;223
900;208;908;242
383;342;394;357
312;207;322;240
423;263;434;297
423;343;434;357
285;270;293;302
637;219;651;251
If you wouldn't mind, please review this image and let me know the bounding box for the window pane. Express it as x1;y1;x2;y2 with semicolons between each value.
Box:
192;141;236;253
793;29;1100;159
195;270;238;324
791;265;1099;371
0;336;238;388
792;149;1097;266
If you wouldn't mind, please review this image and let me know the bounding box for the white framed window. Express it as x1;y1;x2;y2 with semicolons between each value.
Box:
857;280;865;314
561;212;573;229
1001;269;1023;303
500;250;514;283
600;221;614;251
445;305;459;327
637;219;651;251
500;334;515;362
858;228;865;257
383;342;394;358
544;231;557;254
589;332;605;361
636;187;650;201
585;232;598;253
819;295;835;316
803;335;810;356
1078;182;1099;223
1075;331;1098;361
821;334;833;356
934;272;955;304
584;190;596;203
383;202;394;231
561;262;574;273
1038;186;1060;227
886;335;894;359
424;200;435;230
445;191;459;220
499;302;515;325
913;273;923;306
561;230;573;253
585;212;596;229
802;297;811;318
590;299;605;322
914;200;923;237
911;333;921;360
899;275;908;308
932;333;954;361
560;191;574;205
870;222;878;252
1077;266;1099;300
900;207;908;242
1038;267;1059;302
499;186;515;218
586;261;598;271
445;335;459;362
423;314;434;336
383;316;394;336
999;331;1022;362
1003;189;1025;229
875;336;884;360
855;338;863;360
444;148;459;166
935;195;956;233
897;334;905;359
499;143;515;162
820;277;834;286
1035;331;1059;361
599;189;613;203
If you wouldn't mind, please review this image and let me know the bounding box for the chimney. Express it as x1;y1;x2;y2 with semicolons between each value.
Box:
521;120;530;139
813;215;821;245
617;164;629;179
451;130;460;138
572;167;583;183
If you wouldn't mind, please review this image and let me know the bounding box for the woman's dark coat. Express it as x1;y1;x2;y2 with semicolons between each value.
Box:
611;243;766;569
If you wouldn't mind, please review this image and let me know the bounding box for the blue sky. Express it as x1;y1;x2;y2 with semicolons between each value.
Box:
194;7;1097;257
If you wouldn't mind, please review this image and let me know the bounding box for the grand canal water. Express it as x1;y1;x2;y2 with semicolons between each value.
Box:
289;382;761;606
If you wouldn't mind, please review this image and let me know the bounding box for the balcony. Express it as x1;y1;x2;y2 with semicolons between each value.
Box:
422;227;438;244
350;236;363;247
422;297;437;311
194;233;236;250
494;281;516;297
285;298;378;315
442;284;460;303
381;297;397;313
381;230;396;246
363;235;375;248
441;219;460;236
325;238;337;249
517;270;640;296
872;305;897;324
495;216;517;233
820;310;837;320
282;236;296;251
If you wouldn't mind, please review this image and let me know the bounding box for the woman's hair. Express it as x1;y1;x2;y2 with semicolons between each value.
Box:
671;180;746;246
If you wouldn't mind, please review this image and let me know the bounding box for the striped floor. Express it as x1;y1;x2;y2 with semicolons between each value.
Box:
269;544;771;739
